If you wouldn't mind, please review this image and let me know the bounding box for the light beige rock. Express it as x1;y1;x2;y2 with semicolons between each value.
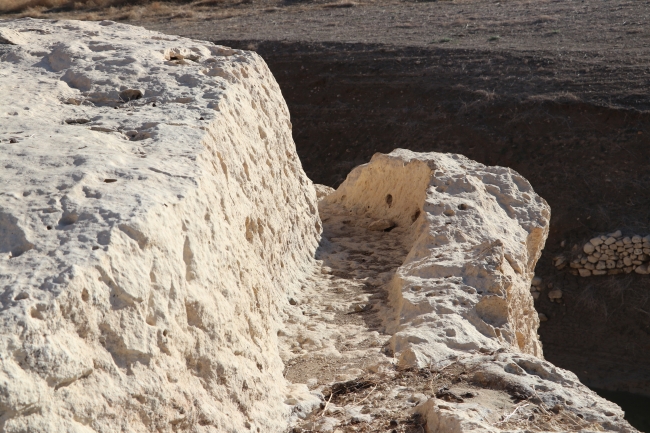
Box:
314;184;335;201
608;230;622;238
548;289;563;301
531;275;543;286
579;268;592;277
604;236;616;245
583;242;595;254
368;219;395;231
323;149;549;366
589;237;604;246
0;19;321;433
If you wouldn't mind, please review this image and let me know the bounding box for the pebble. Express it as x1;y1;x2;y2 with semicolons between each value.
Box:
583;243;595;254
408;393;427;404
309;417;340;433
538;313;548;322
604;237;616;245
589;237;604;246
548;289;562;301
346;407;372;424
579;269;591;277
531;276;543;287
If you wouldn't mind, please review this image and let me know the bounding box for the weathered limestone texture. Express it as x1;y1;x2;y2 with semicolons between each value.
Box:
0;19;320;432
313;150;633;432
324;150;549;368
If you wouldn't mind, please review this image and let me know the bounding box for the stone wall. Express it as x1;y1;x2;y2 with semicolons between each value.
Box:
555;230;650;277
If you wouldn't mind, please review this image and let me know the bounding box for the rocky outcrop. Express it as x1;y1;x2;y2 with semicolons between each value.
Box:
0;18;637;433
0;19;320;432
313;150;634;432
324;150;549;367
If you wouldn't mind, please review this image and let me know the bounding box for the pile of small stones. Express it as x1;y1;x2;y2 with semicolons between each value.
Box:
554;230;650;277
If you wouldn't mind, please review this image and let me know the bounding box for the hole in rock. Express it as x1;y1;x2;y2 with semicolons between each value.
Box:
119;89;143;102
30;307;45;320
385;194;393;207
104;179;118;183
14;292;29;301
58;213;78;226
65;118;90;125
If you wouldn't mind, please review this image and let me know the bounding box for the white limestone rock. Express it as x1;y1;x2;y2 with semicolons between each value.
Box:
323;149;550;367
0;19;320;433
413;352;632;433
321;151;636;432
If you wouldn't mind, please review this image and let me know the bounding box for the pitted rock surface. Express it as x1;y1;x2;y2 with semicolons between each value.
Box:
0;18;638;433
0;18;320;433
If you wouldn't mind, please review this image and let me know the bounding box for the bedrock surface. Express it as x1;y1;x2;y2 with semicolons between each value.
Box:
0;18;638;433
308;150;634;432
0;19;320;433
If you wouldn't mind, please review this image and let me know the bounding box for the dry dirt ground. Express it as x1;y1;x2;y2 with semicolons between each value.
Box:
3;0;650;423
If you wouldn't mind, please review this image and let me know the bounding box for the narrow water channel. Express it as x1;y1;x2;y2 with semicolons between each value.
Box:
592;389;650;432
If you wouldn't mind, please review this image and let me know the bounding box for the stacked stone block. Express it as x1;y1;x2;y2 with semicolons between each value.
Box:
556;230;650;277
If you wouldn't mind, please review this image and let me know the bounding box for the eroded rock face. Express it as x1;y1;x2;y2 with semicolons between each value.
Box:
324;150;550;367
315;150;633;432
0;19;320;432
0;19;637;433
